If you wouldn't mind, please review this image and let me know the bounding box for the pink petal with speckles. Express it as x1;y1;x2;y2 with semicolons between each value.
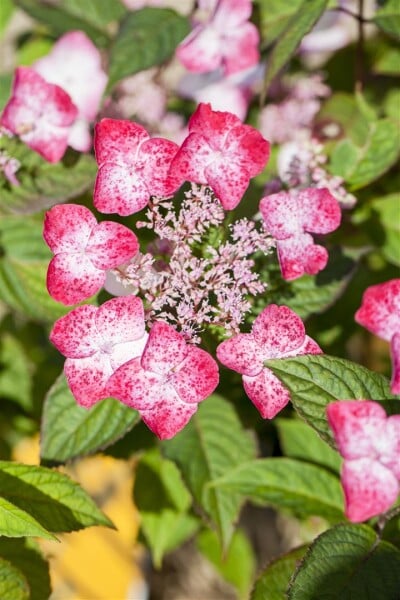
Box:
382;415;400;479
213;0;253;28
189;103;241;148
204;159;252;210
355;279;400;342
141;321;188;375
50;304;100;358
260;192;302;239
327;401;386;460
391;332;400;394
47;253;105;305
172;346;219;404
43;204;96;254
297;187;341;234
171;132;214;184
221;22;260;75
301;336;323;355
243;368;291;419
0;67;77;163
342;459;399;522
86;221;139;269
96;296;146;347
140;137;180;196
108;358;163;410
94;162;149;216
276;234;329;280
224;123;270;178
94;118;148;166
64;354;113;408
176;26;222;73
140;399;198;440
252;305;306;355
216;333;261;376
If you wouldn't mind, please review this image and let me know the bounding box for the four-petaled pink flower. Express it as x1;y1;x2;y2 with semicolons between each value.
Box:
327;400;400;522
44;203;139;305
170;103;270;210
0;66;78;163
94;118;180;216
176;0;259;76
260;187;341;280
34;31;107;152
50;296;148;408
355;279;400;395
216;304;321;418
108;321;219;439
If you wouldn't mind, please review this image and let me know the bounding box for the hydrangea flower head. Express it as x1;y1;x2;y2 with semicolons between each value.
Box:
44;204;139;305
260;187;341;280
176;0;259;75
355;279;400;394
327;400;400;522
217;304;321;418
94;118;180;216
34;31;107;152
170;103;270;210
108;321;219;439
0;66;78;163
50;296;148;408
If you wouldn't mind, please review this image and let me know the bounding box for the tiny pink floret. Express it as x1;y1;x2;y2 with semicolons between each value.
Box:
176;0;259;76
94;118;180;216
0;66;78;163
108;320;219;439
43;203;139;305
327;400;400;522
355;279;400;394
216;304;321;418
50;296;148;407
260;187;341;280
170;103;270;210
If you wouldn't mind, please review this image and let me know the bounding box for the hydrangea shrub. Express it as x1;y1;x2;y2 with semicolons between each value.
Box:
0;0;399;597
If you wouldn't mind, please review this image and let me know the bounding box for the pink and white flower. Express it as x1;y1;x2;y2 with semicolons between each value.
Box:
0;67;78;163
176;0;259;75
216;304;321;418
170;103;270;210
108;320;219;439
50;296;148;407
94;118;180;216
355;279;400;394
327;400;400;522
44;203;139;305
260;187;341;280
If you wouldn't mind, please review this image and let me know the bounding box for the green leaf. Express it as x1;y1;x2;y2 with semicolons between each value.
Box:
383;88;400;120
0;460;114;533
0;557;29;600
251;546;307;600
374;45;400;75
0;539;51;600
262;0;329;97
210;458;344;522
0;74;12;112
134;449;199;568
197;529;256;600
374;0;400;40
14;0;126;47
162;395;257;550
41;373;140;463
288;524;400;599
256;0;303;47
330;119;400;189
17;37;54;66
266;354;396;448
0;137;97;215
276;419;341;473
0;497;56;540
108;8;190;89
316;93;370;147
0;334;32;411
268;248;356;320
370;193;400;266
0;0;14;34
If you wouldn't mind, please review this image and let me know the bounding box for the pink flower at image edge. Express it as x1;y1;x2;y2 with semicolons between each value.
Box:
327;400;400;522
355;279;400;395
